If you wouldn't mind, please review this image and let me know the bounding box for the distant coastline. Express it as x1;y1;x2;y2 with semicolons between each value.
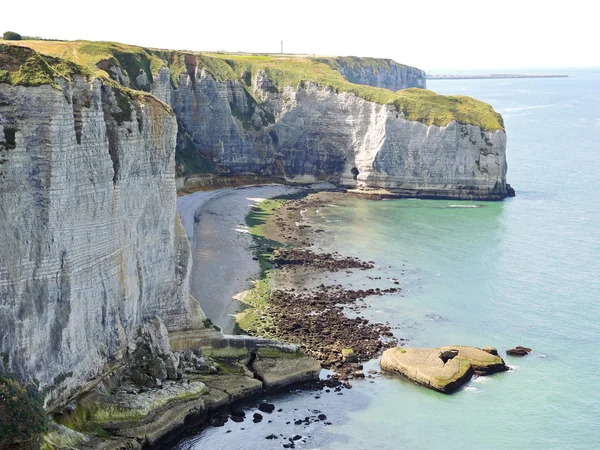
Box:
428;73;569;80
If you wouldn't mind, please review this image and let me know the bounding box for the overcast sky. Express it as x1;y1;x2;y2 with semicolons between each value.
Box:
2;0;597;71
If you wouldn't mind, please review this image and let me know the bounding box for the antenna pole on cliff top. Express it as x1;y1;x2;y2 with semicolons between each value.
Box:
281;40;283;54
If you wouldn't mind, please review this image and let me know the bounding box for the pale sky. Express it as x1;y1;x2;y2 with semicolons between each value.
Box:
2;0;597;71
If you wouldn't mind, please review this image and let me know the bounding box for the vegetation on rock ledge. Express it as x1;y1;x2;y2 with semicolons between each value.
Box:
0;373;48;446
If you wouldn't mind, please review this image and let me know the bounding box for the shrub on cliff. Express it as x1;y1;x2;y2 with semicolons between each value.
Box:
3;31;22;41
0;373;48;446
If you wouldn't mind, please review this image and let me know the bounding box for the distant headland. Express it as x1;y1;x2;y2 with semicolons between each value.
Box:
428;73;569;80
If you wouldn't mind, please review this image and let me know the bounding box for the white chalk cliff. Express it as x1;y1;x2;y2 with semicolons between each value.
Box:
0;60;203;407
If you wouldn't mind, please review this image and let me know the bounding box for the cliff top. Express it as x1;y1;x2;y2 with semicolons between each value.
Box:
0;44;86;88
0;44;172;114
0;40;504;131
315;56;409;72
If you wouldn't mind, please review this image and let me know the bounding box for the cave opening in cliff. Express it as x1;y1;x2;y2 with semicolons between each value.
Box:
351;167;359;180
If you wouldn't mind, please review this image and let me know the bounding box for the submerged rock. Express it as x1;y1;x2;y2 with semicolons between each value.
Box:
380;346;508;394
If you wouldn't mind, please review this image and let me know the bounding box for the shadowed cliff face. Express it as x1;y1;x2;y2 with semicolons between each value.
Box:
0;72;204;407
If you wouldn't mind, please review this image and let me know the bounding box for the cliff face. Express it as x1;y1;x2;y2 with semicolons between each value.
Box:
152;68;507;199
1;41;508;198
0;49;203;407
315;56;427;90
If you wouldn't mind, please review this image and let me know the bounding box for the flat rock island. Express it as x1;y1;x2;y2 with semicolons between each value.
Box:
380;346;508;393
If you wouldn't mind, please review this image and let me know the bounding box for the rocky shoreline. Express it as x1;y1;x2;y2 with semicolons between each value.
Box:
42;317;324;449
238;191;407;380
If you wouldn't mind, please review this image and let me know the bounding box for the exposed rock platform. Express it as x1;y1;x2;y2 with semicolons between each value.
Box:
380;346;508;393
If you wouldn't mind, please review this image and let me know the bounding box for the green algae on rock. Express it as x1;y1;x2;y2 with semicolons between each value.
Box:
380;346;508;393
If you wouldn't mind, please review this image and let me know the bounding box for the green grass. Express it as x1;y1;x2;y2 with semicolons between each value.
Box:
0;44;88;88
315;56;407;73
1;40;504;131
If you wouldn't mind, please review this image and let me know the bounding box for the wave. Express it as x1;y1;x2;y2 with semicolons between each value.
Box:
447;205;483;208
464;386;482;393
498;97;581;113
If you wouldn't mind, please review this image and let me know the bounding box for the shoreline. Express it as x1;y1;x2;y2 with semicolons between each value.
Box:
177;184;331;333
236;191;404;379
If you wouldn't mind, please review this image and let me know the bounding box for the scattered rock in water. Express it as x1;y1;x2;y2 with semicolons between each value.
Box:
507;346;532;356
253;413;263;423
318;414;327;421
265;434;278;440
381;346;508;394
258;402;276;413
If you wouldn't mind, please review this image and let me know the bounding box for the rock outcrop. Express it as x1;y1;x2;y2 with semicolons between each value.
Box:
315;56;427;90
0;45;204;408
380;346;508;393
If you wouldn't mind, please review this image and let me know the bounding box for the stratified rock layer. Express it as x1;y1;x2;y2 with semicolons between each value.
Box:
380;346;508;393
0;74;203;407
152;68;508;199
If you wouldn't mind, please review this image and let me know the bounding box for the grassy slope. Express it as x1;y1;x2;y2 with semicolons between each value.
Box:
0;40;504;131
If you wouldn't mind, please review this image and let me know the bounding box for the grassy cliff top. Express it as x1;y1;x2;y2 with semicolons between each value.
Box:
315;56;410;72
0;40;503;131
0;44;87;87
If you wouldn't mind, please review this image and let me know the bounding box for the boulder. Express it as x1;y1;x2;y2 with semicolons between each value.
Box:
380;346;508;394
507;346;532;356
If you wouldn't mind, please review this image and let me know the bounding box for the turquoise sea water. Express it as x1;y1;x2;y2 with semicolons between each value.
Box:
175;71;600;449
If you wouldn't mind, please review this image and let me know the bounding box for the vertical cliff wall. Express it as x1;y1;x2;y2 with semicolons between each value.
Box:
0;47;203;407
150;64;508;199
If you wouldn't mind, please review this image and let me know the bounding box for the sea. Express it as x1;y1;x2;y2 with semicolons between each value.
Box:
173;70;600;449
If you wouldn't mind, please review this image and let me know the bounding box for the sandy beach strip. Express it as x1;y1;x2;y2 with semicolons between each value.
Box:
177;184;328;333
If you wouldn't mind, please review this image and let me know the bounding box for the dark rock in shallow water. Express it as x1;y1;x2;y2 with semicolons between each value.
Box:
231;407;246;419
253;413;263;423
258;402;275;413
507;346;532;356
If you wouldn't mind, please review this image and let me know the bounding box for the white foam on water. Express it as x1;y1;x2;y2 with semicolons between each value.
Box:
465;386;482;393
507;364;518;372
472;375;491;384
448;205;481;208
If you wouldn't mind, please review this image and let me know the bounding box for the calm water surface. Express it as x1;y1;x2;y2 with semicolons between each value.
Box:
174;70;600;449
